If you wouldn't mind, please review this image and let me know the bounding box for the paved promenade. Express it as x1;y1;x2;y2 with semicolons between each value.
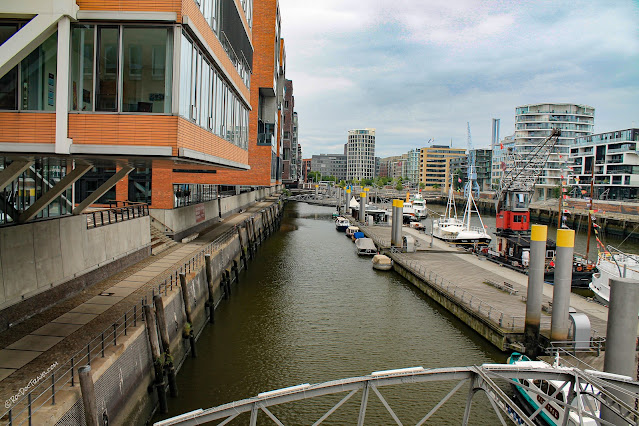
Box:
361;223;617;338
0;200;274;411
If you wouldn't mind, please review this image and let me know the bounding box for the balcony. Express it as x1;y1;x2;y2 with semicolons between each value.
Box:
608;144;636;154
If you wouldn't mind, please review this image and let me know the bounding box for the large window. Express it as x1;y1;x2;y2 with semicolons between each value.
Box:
71;24;173;113
0;24;57;111
179;33;248;150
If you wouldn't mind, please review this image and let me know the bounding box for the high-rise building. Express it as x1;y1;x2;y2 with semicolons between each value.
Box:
514;103;594;200
347;129;376;181
491;119;501;147
570;128;639;200
419;146;466;190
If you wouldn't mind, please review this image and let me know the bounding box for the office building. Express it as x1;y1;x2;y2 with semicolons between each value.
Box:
310;154;347;181
346;128;376;181
419;146;466;190
514;103;594;200
570;128;639;200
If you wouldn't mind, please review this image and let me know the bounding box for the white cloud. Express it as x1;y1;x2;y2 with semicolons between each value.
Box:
278;0;639;158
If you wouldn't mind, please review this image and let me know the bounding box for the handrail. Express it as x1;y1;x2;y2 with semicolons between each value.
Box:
84;203;149;229
0;218;249;425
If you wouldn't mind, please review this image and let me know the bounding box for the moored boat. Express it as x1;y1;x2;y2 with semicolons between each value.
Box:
345;226;360;238
589;246;639;306
355;238;377;256
411;193;427;219
506;352;600;425
335;217;350;232
372;254;392;270
433;185;491;246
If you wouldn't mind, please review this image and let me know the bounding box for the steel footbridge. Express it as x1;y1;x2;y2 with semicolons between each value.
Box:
155;364;639;426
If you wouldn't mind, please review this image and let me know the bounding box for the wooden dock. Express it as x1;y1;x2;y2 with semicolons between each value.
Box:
358;223;616;352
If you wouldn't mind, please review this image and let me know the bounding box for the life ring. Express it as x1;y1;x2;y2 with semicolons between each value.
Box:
576;266;583;272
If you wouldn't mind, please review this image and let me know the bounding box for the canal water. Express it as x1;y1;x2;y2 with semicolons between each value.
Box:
153;202;507;425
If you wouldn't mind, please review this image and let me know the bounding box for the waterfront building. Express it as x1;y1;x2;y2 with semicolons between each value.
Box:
347;128;376;181
491;135;515;189
404;149;421;184
310;154;347;181
282;79;296;185
419;146;466;190
378;155;406;180
0;0;256;221
514;103;594;200
451;148;491;192
302;158;312;183
570;128;639;200
294;112;300;183
215;0;286;186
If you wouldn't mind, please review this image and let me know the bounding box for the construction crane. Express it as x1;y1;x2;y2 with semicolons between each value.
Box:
495;128;561;233
464;122;480;199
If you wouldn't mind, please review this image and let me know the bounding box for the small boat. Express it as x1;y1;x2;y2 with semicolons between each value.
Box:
332;211;339;219
352;231;365;241
589;246;639;306
411;193;428;219
335;216;349;232
345;226;360;238
433;185;491;246
372;254;392;270
507;352;601;425
355;238;377;256
410;222;425;231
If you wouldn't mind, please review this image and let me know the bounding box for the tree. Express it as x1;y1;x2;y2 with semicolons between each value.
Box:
453;169;464;191
337;180;346;188
361;178;374;186
432;183;441;190
395;181;404;191
419;182;426;190
308;171;321;182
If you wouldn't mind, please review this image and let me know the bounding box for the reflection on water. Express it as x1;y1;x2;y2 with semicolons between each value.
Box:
154;202;508;425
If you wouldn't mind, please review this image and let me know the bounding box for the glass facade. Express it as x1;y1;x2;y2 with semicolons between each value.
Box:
0;24;57;111
71;24;173;113
173;183;217;208
179;32;249;150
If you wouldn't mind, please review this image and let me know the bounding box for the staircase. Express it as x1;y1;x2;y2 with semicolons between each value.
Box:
150;224;178;255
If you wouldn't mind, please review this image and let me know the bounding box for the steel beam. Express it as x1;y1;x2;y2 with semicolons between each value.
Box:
18;163;92;223
0;159;33;191
357;381;370;426
72;166;134;214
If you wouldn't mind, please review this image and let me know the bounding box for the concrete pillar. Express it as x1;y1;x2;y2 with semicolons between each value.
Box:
525;225;547;357
359;192;366;223
391;199;404;247
315;185;319;199
346;189;351;214
390;200;397;246
601;277;639;424
550;229;574;342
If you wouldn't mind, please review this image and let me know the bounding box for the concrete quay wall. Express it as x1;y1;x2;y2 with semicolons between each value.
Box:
151;186;281;241
390;255;518;352
0;215;151;330
34;199;283;426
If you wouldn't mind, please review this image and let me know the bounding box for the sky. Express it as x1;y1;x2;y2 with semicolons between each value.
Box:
278;0;639;158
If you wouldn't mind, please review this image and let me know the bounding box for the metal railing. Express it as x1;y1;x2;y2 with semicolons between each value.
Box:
400;258;524;331
0;221;245;425
85;202;149;229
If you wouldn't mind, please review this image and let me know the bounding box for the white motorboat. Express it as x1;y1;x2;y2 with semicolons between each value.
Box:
506;353;601;426
345;226;360;238
433;186;491;246
335;217;350;232
411;193;427;219
589;246;639;306
402;201;416;218
372;254;392;270
355;238;377;256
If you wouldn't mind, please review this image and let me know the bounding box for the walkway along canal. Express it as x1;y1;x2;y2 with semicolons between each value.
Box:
153;202;506;425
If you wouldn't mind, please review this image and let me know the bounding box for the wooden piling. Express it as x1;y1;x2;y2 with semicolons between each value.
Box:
204;255;216;324
153;295;178;397
78;366;99;426
237;225;248;270
143;305;168;413
179;273;197;358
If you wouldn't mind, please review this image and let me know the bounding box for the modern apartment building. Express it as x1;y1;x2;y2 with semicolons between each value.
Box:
514;103;594;200
302;158;311;183
491;135;515;188
293;111;299;183
215;0;286;186
346;128;376;181
310;153;347;181
404;149;421;183
0;0;255;221
570;128;639;200
451;148;491;191
419;146;466;190
282;79;296;185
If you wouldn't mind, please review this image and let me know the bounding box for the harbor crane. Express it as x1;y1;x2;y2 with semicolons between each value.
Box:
464;122;480;199
495;128;561;233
